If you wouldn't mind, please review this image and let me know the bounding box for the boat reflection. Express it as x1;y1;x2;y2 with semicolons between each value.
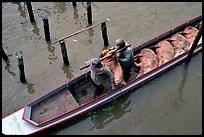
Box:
88;94;132;130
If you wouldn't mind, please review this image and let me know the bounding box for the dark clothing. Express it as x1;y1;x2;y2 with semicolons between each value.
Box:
93;83;104;99
121;64;132;82
116;42;134;82
91;64;115;99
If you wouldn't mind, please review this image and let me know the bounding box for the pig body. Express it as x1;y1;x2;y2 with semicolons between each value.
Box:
154;40;174;66
101;50;126;86
134;48;158;76
182;26;202;48
169;33;190;57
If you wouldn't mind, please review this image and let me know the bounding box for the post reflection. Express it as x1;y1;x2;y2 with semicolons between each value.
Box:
61;64;74;79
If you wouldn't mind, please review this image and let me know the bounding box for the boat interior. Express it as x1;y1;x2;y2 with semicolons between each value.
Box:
30;16;202;125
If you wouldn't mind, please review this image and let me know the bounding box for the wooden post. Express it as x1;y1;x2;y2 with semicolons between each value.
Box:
72;2;77;7
2;46;9;64
43;17;51;41
60;41;69;65
101;22;109;46
87;2;92;24
26;2;35;22
16;51;26;83
186;24;202;63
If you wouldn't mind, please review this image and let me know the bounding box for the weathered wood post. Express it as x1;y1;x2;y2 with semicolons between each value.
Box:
101;22;109;46
87;2;92;24
72;2;77;7
186;24;202;63
43;17;51;41
60;41;69;65
26;2;35;23
16;51;26;83
2;46;9;64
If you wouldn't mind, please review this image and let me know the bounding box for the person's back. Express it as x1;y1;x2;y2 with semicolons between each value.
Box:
115;39;134;82
88;58;115;98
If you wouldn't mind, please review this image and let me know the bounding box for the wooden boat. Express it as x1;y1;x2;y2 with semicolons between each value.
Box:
2;14;202;135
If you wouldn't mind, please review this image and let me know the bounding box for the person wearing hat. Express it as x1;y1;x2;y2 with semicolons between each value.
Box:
114;39;134;82
86;58;116;98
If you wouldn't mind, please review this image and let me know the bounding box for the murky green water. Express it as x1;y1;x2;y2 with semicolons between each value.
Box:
2;2;202;135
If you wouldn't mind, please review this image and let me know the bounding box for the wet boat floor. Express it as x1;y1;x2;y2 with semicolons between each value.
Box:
70;65;139;105
31;65;139;124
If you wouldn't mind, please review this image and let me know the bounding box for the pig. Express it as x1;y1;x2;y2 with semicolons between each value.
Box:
134;48;158;76
168;33;190;57
100;49;126;86
181;26;202;48
154;40;174;66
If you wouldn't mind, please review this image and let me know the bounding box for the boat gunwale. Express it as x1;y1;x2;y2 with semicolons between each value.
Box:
22;14;202;127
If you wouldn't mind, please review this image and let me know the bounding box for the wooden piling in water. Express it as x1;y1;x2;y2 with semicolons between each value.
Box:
26;2;35;23
72;2;77;7
43;17;51;42
2;46;9;64
60;41;69;65
87;2;92;24
16;51;26;83
185;24;202;63
101;22;109;46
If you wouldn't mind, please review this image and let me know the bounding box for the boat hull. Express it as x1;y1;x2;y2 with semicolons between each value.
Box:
2;14;202;135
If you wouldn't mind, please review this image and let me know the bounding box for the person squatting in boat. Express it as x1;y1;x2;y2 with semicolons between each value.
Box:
86;58;116;99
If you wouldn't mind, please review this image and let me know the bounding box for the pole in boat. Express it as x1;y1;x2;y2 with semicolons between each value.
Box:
101;22;109;46
43;17;51;42
26;2;35;23
185;24;202;63
16;51;26;83
2;46;9;64
72;2;77;7
60;41;69;65
80;44;131;70
87;2;92;24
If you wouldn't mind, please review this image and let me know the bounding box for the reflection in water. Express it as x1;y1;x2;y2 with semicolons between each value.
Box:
53;2;68;25
4;64;16;76
92;3;99;13
46;41;57;64
53;2;67;14
31;22;40;36
73;6;79;22
27;82;35;94
173;63;189;111
87;27;94;45
61;65;74;79
178;63;189;102
81;2;86;10
17;2;26;18
88;96;131;130
17;2;27;32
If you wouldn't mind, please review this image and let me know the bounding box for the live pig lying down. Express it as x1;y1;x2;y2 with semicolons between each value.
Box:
100;49;126;87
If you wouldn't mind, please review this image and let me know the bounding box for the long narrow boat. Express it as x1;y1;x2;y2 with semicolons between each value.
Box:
2;14;202;135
